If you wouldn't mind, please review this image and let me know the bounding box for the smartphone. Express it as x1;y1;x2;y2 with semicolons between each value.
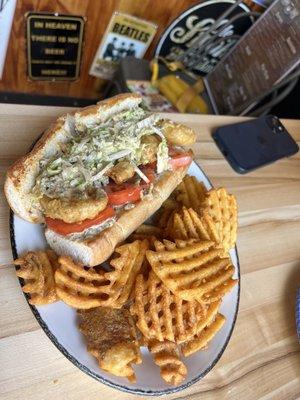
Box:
212;115;299;174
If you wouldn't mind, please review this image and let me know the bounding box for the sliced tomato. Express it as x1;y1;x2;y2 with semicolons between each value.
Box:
139;167;156;189
170;151;193;170
142;161;156;170
105;183;142;206
45;206;115;236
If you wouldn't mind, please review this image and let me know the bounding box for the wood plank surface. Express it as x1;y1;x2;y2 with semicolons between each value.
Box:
0;104;299;400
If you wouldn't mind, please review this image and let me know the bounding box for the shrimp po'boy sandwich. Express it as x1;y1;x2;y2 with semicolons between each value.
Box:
5;94;196;266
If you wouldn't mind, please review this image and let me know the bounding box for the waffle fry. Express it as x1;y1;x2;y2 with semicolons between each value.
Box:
147;239;237;302
55;240;148;309
128;225;162;248
166;206;219;243
15;250;58;305
203;188;237;254
148;339;187;385
78;307;141;382
153;197;180;229
135;224;163;237
130;270;207;343
162;197;180;211
55;257;112;309
46;249;60;270
112;239;150;306
158;207;176;229
181;301;225;356
201;278;238;303
129;235;157;251
175;175;207;211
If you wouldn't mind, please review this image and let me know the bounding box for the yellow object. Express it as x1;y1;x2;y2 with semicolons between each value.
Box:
156;74;208;114
151;57;184;80
150;59;159;85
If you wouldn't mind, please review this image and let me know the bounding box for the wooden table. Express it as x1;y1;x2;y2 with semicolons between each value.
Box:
0;104;299;400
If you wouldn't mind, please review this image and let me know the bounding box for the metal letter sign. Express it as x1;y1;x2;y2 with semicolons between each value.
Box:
26;12;85;81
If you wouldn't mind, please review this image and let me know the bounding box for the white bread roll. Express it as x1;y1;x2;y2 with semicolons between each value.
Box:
5;93;142;223
5;93;192;266
45;164;188;266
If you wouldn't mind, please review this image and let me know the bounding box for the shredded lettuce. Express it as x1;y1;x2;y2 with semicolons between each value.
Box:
34;106;168;199
156;139;170;174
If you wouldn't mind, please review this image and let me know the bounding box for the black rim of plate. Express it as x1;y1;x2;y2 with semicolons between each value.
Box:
10;160;241;396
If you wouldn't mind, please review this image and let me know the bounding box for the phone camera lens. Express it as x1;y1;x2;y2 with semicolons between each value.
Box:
270;116;284;133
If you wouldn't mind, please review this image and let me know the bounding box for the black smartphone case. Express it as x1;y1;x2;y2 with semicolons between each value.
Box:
212;116;299;174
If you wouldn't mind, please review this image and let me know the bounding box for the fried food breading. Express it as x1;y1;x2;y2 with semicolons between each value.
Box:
15;250;58;305
40;194;108;223
166;206;219;243
148;339;187;385
161;120;196;146
107;160;135;184
202;188;238;255
201;278;238;303
153;197;180;229
46;249;60;270
128;233;156;245
78;307;141;382
127;234;157;254
181;301;225;356
135;224;163;237
162;197;180;211
147;239;237;302
55;240;148;309
110;240;149;307
130;271;207;343
157;208;176;230
127;225;162;253
55;257;111;309
175;175;207;211
140;134;160;164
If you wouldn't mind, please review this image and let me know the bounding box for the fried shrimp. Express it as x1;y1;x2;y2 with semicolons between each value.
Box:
141;134;161;164
108;161;135;184
41;194;108;223
161;120;196;146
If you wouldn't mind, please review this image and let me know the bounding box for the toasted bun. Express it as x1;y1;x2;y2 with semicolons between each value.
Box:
45;165;189;266
5;94;142;223
5;92;193;265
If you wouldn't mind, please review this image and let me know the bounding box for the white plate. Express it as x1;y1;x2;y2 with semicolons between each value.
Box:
10;161;240;396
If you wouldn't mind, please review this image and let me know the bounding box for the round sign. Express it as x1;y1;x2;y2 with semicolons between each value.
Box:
155;0;253;76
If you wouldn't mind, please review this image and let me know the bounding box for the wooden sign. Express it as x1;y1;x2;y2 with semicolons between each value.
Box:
26;12;85;81
205;0;300;114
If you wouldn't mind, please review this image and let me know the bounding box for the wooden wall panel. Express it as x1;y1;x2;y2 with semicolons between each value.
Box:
0;0;199;99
